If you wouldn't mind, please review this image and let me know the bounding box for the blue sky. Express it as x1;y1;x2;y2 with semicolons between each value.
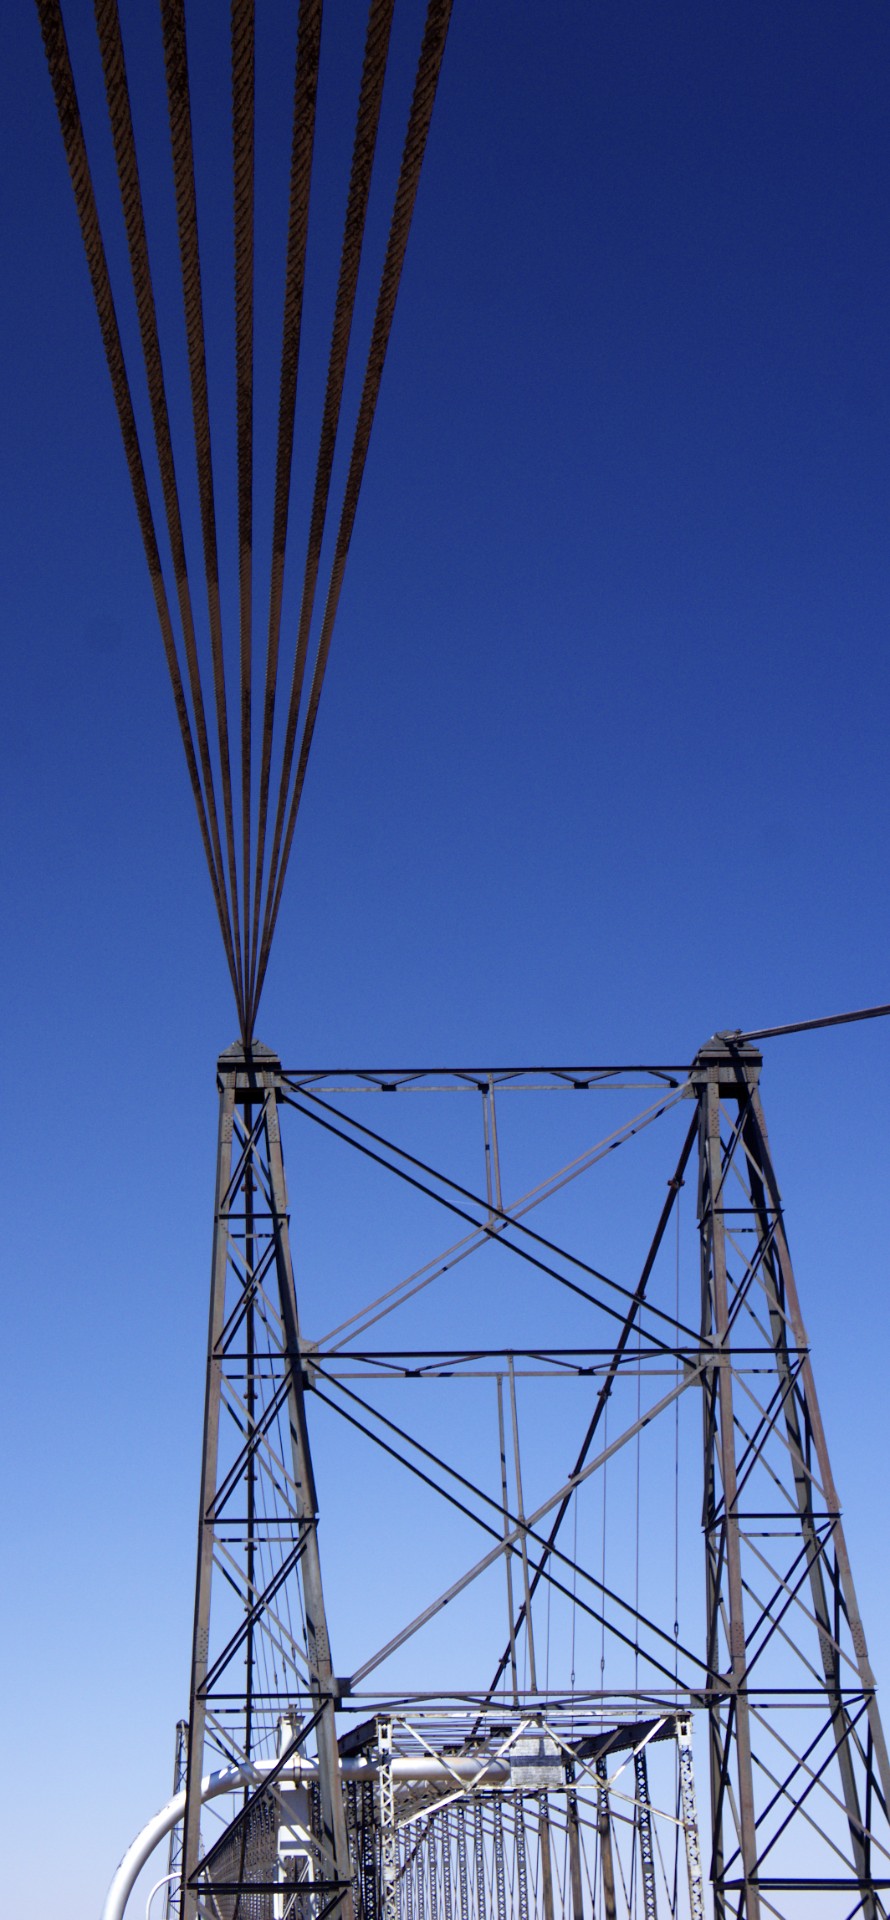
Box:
2;2;890;1914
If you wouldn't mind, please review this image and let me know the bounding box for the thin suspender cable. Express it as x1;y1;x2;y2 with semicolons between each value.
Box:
570;1484;578;1731
35;0;241;1012
160;0;244;1012
93;0;242;1015
600;1402;607;1691
254;0;397;1019
672;1177;681;1909
250;0;324;979
252;0;454;1019
674;1183;681;1669
468;1109;699;1723
232;0;255;989
634;1302;641;1694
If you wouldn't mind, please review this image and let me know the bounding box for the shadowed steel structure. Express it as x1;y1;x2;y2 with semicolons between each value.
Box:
170;1036;889;1918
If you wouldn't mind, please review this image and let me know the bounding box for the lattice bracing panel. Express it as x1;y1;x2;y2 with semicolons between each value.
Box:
177;1042;889;1920
694;1041;890;1917
181;1043;351;1920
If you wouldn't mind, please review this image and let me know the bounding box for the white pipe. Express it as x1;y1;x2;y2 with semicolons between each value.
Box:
102;1764;253;1920
145;1871;177;1920
102;1754;509;1920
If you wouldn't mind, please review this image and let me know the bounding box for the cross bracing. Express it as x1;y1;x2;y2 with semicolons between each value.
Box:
159;1037;890;1920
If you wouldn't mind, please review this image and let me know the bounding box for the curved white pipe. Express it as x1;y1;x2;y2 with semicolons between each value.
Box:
102;1754;509;1920
102;1763;265;1920
145;1870;177;1920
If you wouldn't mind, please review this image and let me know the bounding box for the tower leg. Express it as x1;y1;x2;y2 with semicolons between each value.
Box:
693;1037;890;1919
181;1042;353;1919
698;1062;761;1919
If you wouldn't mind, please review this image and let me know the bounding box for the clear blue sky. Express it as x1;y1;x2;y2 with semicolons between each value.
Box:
2;3;890;1915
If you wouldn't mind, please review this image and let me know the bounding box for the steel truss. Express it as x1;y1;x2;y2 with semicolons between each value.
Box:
178;1039;889;1920
164;1721;189;1920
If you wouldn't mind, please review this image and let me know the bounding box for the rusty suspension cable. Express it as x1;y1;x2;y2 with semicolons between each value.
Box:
254;0;397;1001
36;0;242;1015
737;1001;890;1042
160;0;244;1007
39;0;451;1034
93;0;244;1014
250;0;454;1023
250;0;323;979
232;0;255;989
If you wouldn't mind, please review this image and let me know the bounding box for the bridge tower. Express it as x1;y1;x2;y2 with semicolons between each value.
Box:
175;1036;890;1919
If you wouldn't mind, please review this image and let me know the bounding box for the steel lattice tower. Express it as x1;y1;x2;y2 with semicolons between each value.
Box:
169;1035;890;1920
